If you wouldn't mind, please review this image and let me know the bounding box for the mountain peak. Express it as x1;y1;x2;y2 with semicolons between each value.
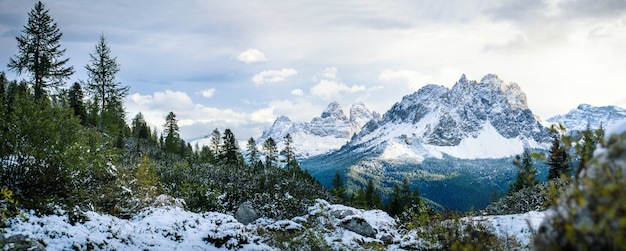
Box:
479;73;500;84
577;104;592;110
321;101;346;120
458;74;468;84
275;115;291;123
351;73;550;157
548;104;626;131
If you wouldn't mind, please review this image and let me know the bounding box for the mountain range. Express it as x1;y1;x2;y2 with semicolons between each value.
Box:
257;101;380;158
547;103;626;131
194;73;626;211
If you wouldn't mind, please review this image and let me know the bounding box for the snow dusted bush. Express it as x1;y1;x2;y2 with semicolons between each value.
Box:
482;178;568;215
400;207;523;250
535;123;626;250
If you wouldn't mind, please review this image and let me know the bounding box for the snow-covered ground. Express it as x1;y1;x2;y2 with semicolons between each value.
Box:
3;200;545;250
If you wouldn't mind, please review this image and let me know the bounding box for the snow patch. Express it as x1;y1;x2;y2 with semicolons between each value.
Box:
429;122;524;159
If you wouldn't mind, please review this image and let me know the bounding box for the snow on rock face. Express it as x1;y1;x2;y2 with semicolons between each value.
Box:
547;104;626;132
350;74;551;160
259;102;379;158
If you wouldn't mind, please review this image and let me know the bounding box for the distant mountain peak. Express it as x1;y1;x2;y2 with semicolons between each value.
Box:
259;101;379;158
320;101;347;120
548;104;626;131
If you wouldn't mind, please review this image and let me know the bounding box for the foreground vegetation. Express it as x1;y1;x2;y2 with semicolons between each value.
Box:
1;2;625;250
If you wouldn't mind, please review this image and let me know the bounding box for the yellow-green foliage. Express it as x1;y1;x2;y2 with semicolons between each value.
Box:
133;156;162;202
0;187;22;227
535;130;626;250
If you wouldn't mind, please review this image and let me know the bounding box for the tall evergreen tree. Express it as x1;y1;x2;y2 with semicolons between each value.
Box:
67;82;87;124
210;128;221;159
220;129;240;165
84;34;128;132
280;133;298;169
131;112;150;139
331;171;346;199
509;148;538;194
548;136;570;180
7;1;74;100
245;137;260;166
575;124;602;177
163;111;180;154
364;179;381;209
388;184;403;216
262;137;278;168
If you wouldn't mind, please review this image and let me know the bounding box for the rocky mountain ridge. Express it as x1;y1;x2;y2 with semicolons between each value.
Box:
258;101;380;158
547;104;626;131
349;74;552;161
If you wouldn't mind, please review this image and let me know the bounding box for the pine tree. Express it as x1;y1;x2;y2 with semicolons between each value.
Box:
198;145;215;164
575;124;601;177
163;111;180;154
246;137;260;165
364;179;381;209
548;136;570;180
131;112;150;139
220;129;240;165
210;128;221;159
400;178;416;208
84;34;128;132
331;171;346;199
509;148;538;194
262;137;278;168
280;133;298;169
388;184;403;216
7;1;74;100
67;82;87;124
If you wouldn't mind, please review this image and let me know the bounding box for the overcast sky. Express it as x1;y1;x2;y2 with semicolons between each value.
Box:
1;0;625;141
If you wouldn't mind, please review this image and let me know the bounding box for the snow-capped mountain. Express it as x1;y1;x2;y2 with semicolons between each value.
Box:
300;74;553;211
259;101;380;158
547;104;626;131
349;74;551;161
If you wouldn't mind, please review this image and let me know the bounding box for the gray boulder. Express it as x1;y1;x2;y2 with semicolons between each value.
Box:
235;201;258;225
0;234;46;251
339;216;375;238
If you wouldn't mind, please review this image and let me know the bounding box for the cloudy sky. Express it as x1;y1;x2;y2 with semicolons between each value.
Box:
1;0;625;141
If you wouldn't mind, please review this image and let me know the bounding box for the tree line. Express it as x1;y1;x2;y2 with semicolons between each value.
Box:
0;1;336;219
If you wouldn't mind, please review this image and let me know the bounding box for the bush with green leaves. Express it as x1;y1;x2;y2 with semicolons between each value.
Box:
535;126;626;250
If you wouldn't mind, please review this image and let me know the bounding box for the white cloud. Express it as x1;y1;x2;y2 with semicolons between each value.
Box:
310;67;367;100
320;66;338;80
310;79;366;100
252;68;298;85
237;48;268;64
126;90;250;139
267;99;321;122
291;89;304;96
378;69;434;91
250;107;276;123
199;88;216;98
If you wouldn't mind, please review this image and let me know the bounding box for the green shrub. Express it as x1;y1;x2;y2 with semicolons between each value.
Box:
535;129;626;250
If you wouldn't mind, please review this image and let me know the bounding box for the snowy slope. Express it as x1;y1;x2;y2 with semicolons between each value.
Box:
547;103;626;131
5;207;273;250
4;200;545;250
